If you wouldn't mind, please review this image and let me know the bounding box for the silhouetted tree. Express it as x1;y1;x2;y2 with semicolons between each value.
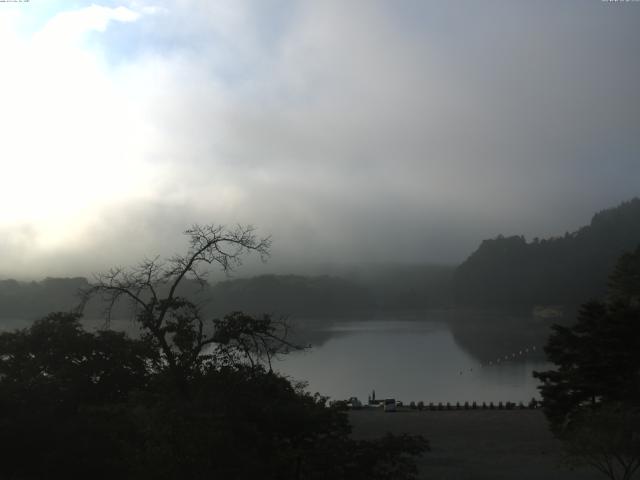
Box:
534;247;640;480
608;245;640;306
0;312;153;479
80;224;275;394
0;224;428;479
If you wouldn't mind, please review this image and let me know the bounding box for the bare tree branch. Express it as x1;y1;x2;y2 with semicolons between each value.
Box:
77;224;288;396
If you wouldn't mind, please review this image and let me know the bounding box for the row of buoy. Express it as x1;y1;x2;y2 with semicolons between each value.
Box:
483;345;537;367
457;345;539;375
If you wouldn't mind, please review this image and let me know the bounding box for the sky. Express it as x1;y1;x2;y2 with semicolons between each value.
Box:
0;0;639;279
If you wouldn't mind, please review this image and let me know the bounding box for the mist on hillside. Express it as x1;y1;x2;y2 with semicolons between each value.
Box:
1;3;639;480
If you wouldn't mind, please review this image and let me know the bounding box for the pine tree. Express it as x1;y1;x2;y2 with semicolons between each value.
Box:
534;246;640;479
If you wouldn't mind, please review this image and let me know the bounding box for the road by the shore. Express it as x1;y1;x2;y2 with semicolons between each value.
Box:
349;409;603;480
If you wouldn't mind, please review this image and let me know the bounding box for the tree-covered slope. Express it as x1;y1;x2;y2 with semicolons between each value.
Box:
0;263;455;325
453;198;640;307
207;274;374;318
0;277;90;319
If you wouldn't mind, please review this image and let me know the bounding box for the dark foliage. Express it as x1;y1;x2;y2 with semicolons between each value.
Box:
0;224;427;479
608;247;640;306
534;301;640;433
0;266;455;325
534;246;640;479
0;312;427;480
0;313;153;479
454;198;640;307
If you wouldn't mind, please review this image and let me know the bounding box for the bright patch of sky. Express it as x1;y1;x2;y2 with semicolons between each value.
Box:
0;3;163;255
0;1;639;278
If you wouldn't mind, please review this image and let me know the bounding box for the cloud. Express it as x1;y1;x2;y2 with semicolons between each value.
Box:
0;1;639;278
0;4;165;258
36;5;140;43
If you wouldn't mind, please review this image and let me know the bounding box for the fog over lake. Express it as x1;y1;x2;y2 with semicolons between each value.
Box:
0;310;551;404
277;313;550;404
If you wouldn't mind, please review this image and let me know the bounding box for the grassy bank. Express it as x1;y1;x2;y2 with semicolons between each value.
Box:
349;409;602;480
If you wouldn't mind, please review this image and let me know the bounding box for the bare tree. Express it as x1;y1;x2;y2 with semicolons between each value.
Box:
79;224;296;395
211;311;298;371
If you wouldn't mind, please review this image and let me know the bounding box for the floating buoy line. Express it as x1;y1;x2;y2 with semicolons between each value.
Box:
484;345;538;367
456;345;540;376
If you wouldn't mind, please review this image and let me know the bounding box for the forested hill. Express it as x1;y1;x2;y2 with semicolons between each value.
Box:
453;198;640;307
0;275;369;323
0;277;90;319
208;265;453;317
207;275;372;318
0;264;454;323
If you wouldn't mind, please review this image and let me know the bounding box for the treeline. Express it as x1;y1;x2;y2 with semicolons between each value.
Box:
207;275;372;318
0;265;454;323
1;198;637;320
453;198;640;307
209;265;453;317
0;277;90;320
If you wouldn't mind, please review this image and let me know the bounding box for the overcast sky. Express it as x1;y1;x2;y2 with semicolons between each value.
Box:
0;0;638;278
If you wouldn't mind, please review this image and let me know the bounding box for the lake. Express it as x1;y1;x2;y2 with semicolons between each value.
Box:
276;313;552;404
0;310;555;405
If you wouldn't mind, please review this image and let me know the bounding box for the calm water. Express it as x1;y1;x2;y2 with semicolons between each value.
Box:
276;317;551;404
1;312;553;404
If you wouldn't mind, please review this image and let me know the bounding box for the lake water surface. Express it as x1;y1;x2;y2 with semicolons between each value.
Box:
0;312;553;405
276;317;551;404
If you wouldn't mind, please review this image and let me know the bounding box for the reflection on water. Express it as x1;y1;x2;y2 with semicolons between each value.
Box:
2;311;555;404
277;315;552;403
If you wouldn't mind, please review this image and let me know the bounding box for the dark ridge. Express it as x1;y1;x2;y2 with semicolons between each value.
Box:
453;198;640;307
